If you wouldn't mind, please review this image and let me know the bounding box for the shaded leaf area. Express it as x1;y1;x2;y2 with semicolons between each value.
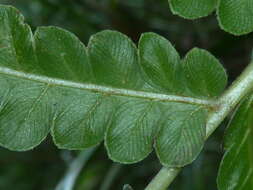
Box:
0;5;227;167
168;0;253;35
169;0;217;19
217;95;253;190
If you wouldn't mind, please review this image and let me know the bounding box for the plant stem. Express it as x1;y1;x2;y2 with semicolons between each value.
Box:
145;167;181;190
145;61;253;190
0;67;213;107
206;61;253;137
55;147;97;190
99;163;122;190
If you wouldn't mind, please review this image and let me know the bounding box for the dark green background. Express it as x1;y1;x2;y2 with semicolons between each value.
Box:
0;0;252;189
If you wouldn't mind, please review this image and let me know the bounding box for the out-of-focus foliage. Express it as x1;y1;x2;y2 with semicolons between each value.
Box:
0;0;252;190
218;95;253;190
169;0;253;35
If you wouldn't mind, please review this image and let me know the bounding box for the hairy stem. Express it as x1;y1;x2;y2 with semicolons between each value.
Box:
145;61;253;190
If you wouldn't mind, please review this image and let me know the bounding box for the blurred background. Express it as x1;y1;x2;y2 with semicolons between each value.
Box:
0;0;252;189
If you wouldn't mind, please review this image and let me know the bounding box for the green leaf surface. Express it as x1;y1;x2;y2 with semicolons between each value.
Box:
105;99;160;163
0;5;227;167
155;103;206;166
35;26;93;82
183;48;227;98
139;32;184;94
217;95;253;190
88;30;143;89
217;0;253;35
169;0;217;19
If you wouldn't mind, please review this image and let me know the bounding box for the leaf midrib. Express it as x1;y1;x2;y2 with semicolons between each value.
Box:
0;66;213;107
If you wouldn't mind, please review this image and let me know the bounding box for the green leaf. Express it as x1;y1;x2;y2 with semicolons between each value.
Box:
183;48;227;98
88;30;143;89
0;5;227;167
169;0;217;19
217;95;253;190
35;27;116;149
105;99;160;163
35;26;93;82
0;6;48;150
217;0;253;35
139;32;184;94
155;103;206;166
